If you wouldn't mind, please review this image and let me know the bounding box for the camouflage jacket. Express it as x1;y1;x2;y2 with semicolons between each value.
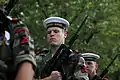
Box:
35;50;89;80
0;20;36;80
90;75;109;80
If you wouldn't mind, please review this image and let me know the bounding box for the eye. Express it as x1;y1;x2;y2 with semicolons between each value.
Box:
47;30;59;34
86;62;93;65
53;30;59;33
47;31;51;34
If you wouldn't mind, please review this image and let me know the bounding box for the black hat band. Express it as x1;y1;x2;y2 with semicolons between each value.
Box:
84;57;98;62
46;22;66;30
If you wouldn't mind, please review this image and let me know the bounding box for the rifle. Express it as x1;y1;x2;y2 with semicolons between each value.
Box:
68;15;88;48
92;54;120;80
40;44;80;80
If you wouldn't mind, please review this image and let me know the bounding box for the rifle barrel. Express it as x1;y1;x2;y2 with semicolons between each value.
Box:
100;54;120;78
68;15;88;48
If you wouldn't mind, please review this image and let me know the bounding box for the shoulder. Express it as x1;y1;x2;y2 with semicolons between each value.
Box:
36;53;46;62
35;51;50;63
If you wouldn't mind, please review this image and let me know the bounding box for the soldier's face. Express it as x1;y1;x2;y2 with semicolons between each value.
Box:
47;27;67;46
85;61;98;76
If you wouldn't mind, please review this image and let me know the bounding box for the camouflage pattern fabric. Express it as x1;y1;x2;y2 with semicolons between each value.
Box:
35;50;89;80
35;51;52;79
11;21;36;69
0;20;36;80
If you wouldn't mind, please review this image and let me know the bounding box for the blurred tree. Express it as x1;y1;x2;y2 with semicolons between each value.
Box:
1;0;120;79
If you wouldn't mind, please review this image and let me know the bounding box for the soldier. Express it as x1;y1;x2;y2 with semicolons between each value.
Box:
36;17;89;80
0;19;36;80
81;53;108;80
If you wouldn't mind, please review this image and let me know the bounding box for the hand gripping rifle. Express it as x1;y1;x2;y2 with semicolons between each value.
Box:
40;44;80;80
68;15;88;48
92;54;120;80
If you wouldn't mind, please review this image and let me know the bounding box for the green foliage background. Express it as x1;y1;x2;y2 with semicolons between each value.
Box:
1;0;120;79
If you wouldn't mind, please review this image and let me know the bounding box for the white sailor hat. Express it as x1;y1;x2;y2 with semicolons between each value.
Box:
81;53;100;62
43;17;70;30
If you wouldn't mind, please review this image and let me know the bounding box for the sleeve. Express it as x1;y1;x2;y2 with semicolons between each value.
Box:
12;21;36;70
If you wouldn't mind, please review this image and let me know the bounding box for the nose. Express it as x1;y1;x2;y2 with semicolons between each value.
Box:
49;31;55;36
86;64;89;68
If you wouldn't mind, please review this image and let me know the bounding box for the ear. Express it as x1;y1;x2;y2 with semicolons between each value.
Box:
95;63;99;70
64;31;68;38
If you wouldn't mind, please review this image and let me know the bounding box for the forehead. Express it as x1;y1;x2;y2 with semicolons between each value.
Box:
47;27;63;31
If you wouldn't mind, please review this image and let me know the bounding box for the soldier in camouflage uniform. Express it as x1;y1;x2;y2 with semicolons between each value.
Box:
0;17;36;80
36;17;89;80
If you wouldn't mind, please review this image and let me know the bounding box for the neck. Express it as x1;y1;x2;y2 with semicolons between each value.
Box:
50;45;60;56
89;72;97;79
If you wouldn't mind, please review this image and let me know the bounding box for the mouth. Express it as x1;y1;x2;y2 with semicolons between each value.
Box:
49;38;57;42
86;69;91;73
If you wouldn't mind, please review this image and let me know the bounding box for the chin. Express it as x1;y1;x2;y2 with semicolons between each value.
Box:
86;69;91;74
50;43;59;46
